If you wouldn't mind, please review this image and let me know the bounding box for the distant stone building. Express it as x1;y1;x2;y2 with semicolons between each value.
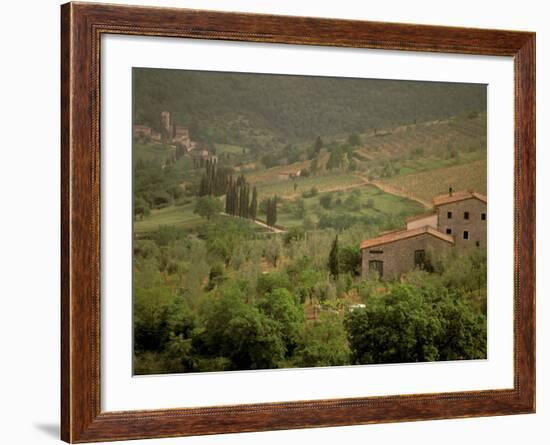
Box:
160;111;172;134
173;125;191;148
136;111;197;149
360;189;487;279
133;124;152;138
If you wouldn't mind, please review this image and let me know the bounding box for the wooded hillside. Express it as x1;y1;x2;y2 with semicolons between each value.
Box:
133;68;486;147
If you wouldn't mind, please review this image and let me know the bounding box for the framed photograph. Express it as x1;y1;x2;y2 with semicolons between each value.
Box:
61;2;535;442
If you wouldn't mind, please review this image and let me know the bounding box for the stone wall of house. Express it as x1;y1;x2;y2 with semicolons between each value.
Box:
361;233;452;280
436;198;487;249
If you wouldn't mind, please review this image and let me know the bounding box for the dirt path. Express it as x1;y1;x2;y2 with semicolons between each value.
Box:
282;176;371;200
220;212;286;233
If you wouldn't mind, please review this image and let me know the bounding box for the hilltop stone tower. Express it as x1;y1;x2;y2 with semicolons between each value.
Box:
160;111;171;133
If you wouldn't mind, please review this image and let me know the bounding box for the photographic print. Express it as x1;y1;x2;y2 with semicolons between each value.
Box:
132;68;488;375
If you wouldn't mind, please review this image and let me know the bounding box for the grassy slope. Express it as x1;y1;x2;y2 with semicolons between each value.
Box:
134;201;201;234
255;173;365;199
354;114;486;165
134;199;272;235
134;182;424;235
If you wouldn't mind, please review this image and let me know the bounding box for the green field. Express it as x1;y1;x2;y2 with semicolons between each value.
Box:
277;184;424;230
134;201;202;234
134;183;424;236
255;173;365;198
134;198;271;235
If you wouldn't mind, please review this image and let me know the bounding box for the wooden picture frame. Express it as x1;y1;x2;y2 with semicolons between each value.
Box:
61;2;535;442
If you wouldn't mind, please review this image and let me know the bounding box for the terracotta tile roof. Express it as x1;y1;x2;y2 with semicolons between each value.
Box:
405;211;436;223
432;191;487;207
360;226;454;250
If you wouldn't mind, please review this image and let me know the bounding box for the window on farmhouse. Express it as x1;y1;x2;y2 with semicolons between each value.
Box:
447;211;452;219
446;228;452;235
463;230;469;240
414;250;426;269
464;211;470;220
481;212;486;220
369;260;384;278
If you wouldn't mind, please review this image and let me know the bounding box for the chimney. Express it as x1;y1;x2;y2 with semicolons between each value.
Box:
449;187;453;196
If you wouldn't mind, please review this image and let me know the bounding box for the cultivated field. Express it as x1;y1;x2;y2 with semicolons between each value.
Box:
353;113;486;169
380;158;487;204
277;184;424;230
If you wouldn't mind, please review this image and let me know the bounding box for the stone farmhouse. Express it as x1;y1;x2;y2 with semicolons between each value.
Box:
360;189;487;280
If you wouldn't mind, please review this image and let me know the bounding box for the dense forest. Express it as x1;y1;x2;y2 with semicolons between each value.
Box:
133;68;486;148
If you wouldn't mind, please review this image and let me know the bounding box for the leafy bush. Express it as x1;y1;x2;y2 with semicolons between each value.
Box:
319;193;333;209
301;186;319;198
198;284;287;370
293;313;350;367
344;283;486;365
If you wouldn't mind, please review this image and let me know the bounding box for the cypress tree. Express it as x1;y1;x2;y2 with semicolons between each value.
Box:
198;176;208;197
225;177;231;214
232;177;237;215
266;198;272;226
244;184;250;218
234;183;239;216
231;178;236;215
240;183;247;218
266;196;278;227
272;195;278;226
328;235;340;278
314;136;323;154
249;187;258;220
